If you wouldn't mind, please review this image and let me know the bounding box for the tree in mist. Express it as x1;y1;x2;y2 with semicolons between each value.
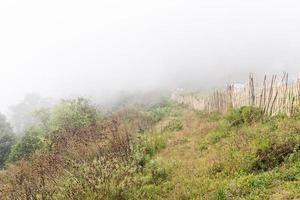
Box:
4;98;100;164
9;93;55;134
7;127;44;163
50;98;99;134
33;108;52;133
0;113;15;168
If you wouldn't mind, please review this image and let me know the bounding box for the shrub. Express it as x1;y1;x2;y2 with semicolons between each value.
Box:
135;134;168;166
208;126;228;144
163;118;183;132
50;98;99;134
0;133;16;168
251;142;299;172
7;127;45;163
0;113;16;168
226;106;264;127
129;159;173;199
148;159;170;185
149;106;171;123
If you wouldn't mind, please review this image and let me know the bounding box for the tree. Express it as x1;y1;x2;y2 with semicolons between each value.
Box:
0;113;13;135
7;127;44;163
5;98;100;163
9;93;55;134
50;98;99;134
0;113;15;168
33;108;52;133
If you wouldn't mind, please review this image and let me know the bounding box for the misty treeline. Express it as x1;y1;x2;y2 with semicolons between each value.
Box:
9;94;56;134
0;91;175;199
0;91;170;168
0;95;98;168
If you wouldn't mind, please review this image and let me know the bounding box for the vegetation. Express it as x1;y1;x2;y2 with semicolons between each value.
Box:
3;96;300;199
0;97;179;199
7;127;45;163
9;94;55;134
225;106;264;127
49;98;99;134
0;113;15;168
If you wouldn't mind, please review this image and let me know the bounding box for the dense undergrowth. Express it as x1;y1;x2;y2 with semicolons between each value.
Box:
0;98;183;199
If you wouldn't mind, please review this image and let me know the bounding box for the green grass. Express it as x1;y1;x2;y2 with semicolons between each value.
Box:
130;106;300;199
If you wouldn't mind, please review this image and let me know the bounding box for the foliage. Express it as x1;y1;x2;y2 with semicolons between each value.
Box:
0;113;14;136
251;142;299;172
33;108;52;133
7;127;45;163
0;113;15;168
0;99;176;199
198;124;228;152
134;132;169;167
226;106;264;127
6;98;300;199
50;98;99;134
9;94;55;134
162;118;183;132
0;134;15;168
149;105;171;123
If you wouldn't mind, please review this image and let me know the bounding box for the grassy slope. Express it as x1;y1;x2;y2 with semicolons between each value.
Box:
3;101;300;199
148;105;300;200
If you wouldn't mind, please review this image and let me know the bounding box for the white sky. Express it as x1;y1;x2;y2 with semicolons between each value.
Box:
1;0;300;111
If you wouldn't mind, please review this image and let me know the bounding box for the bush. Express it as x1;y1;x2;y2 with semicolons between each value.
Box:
149;106;171;123
226;106;264;127
0;113;16;168
251;142;299;172
0;133;16;168
7;127;45;163
50;98;99;134
148;159;170;185
135;134;168;166
209;127;228;144
129;158;173;199
163;118;183;132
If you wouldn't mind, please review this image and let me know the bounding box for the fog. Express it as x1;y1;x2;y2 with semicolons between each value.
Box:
1;0;300;112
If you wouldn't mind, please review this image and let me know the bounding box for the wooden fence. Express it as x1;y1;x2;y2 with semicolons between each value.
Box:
171;73;300;115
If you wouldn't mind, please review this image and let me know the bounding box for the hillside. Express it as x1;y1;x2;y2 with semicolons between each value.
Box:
149;105;300;199
1;98;300;199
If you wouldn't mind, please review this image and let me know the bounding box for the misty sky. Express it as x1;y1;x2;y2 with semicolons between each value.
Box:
1;0;300;111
